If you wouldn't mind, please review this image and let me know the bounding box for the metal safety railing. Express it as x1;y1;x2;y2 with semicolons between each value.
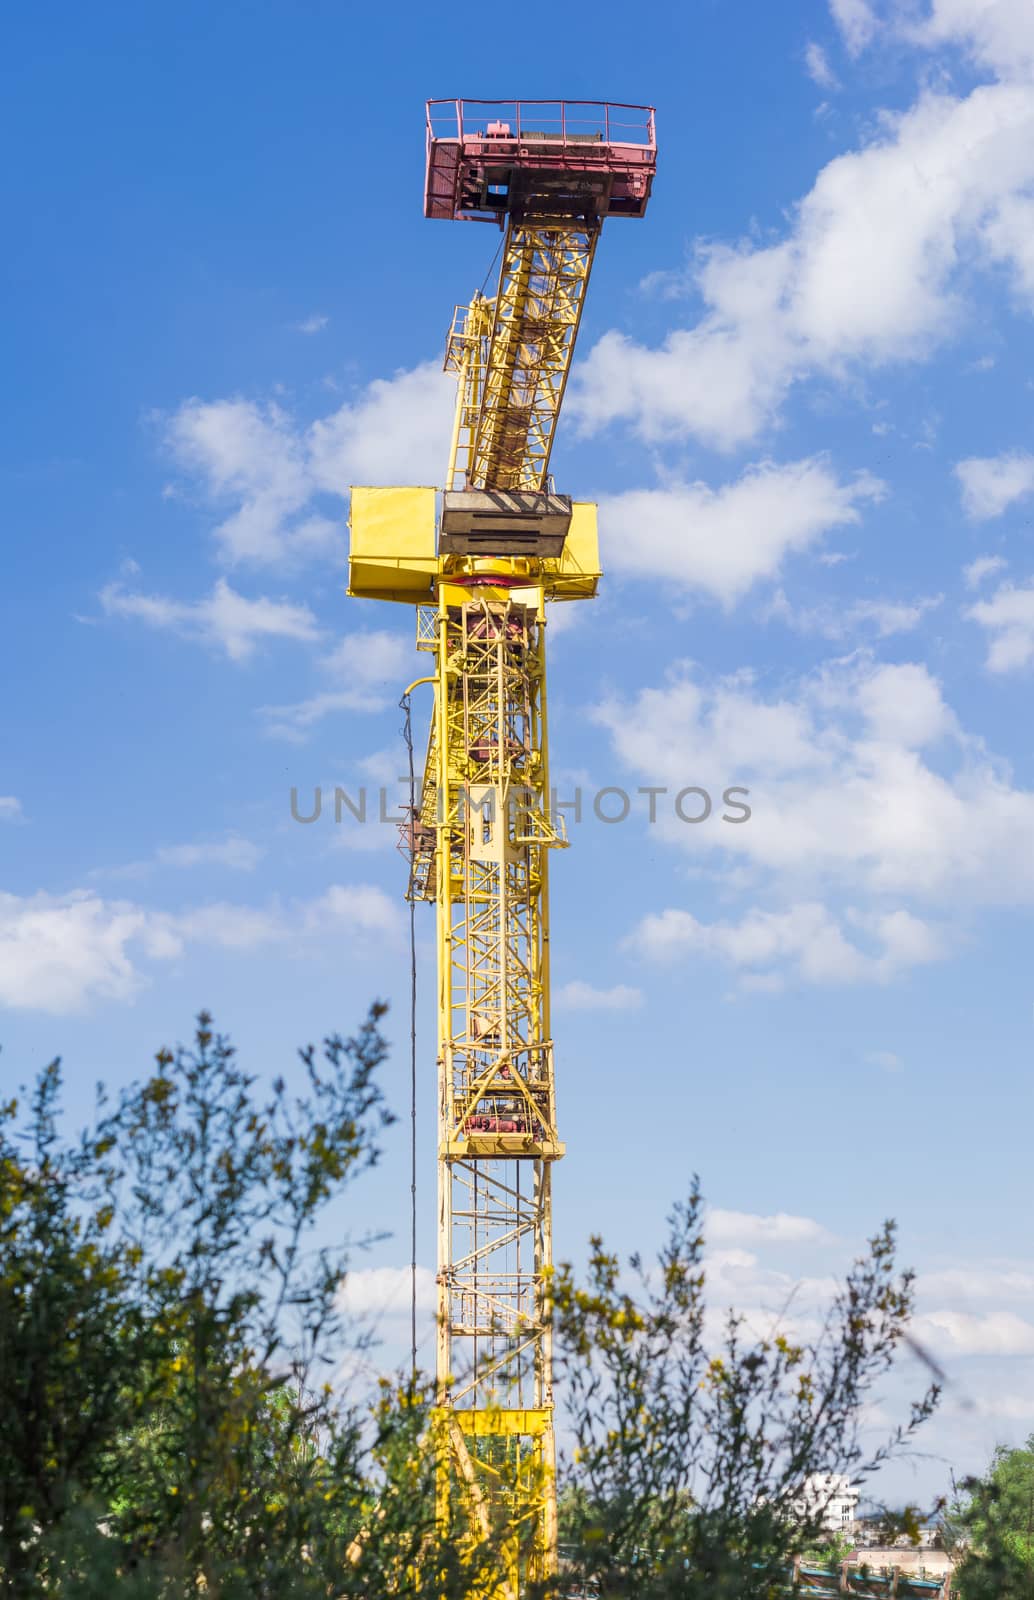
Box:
415;604;438;650
426;99;656;150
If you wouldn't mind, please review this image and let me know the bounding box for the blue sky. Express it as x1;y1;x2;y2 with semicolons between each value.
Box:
5;0;1034;1504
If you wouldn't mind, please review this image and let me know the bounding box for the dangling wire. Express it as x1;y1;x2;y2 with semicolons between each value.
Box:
478;232;504;298
400;689;418;1383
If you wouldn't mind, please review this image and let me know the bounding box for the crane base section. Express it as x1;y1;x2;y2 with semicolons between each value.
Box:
437;1407;557;1600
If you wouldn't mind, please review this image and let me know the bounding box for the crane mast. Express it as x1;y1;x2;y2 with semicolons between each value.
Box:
348;98;656;1595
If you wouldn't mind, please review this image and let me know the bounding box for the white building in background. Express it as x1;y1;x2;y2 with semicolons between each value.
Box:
793;1474;860;1535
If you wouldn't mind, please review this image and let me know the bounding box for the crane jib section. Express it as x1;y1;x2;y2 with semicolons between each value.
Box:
466;222;598;493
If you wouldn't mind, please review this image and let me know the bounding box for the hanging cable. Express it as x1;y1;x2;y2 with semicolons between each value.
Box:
478;232;504;299
400;688;418;1382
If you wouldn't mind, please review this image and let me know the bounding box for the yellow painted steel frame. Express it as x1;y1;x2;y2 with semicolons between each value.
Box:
350;201;605;1596
427;578;564;1595
452;222;599;493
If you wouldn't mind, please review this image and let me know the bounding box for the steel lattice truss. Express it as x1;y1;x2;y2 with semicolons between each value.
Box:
448;224;598;494
349;98;655;1598
428;215;598;1600
413;596;565;1592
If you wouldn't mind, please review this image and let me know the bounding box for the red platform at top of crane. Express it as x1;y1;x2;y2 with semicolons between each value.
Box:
425;100;656;224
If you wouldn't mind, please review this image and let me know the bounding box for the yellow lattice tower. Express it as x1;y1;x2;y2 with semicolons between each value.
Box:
348;99;656;1596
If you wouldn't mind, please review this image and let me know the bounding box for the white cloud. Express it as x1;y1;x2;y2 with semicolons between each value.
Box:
97;836;266;882
971;1394;1034;1422
966;579;1034;669
705;1208;832;1246
595;654;1034;908
336;1264;436;1318
570;80;1034;450
295;314;329;334
329;1232;1034;1469
166;399;315;565
981;193;1034;296
543;598;584;638
300;883;402;937
358;747;409;785
0;797;23;823
166;363;453;567
600;459;884;606
100;577;320;662
852;657;953;745
963;554;1007;587
328;819;399;855
765;587;941;638
165;902;282;950
307;362;453;489
156;837;264;871
594;651;1034;985
865;1048;904;1072
848;596;943;634
0;891;158;1012
260;628;413;737
315;633;411;696
830;0;879;56
0;883;400;1014
163;886;401;951
955;451;1034;519
568;317;788;453
919;1263;1034;1303
912;1308;1034;1357
909;0;1034;80
627;900;943;988
805;41;840;90
554;980;643;1011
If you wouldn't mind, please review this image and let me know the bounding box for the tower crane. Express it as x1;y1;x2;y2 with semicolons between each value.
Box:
348;98;656;1595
